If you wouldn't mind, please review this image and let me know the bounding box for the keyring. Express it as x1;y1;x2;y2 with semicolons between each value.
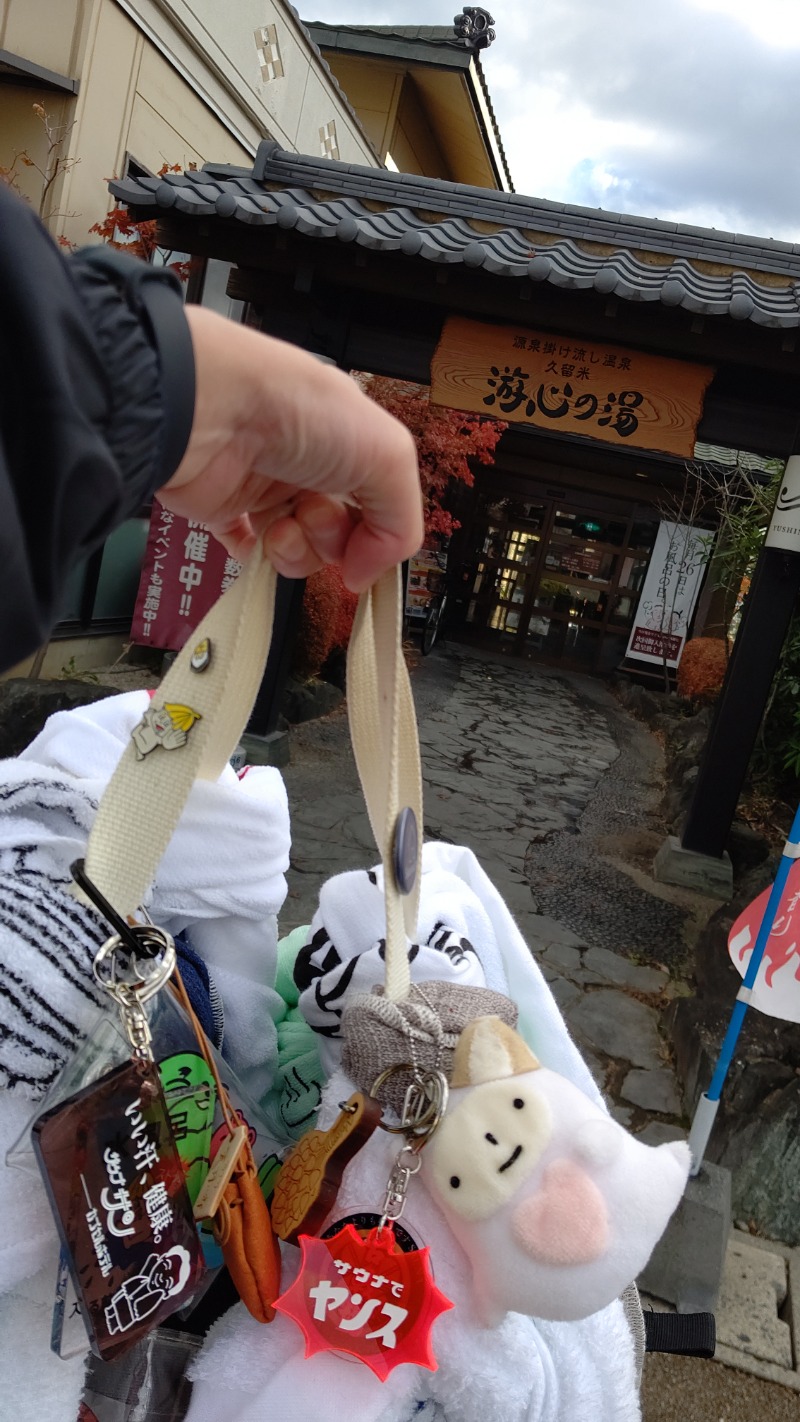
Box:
370;1064;449;1139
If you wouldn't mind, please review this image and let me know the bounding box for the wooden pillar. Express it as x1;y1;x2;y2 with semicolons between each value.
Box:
681;459;800;858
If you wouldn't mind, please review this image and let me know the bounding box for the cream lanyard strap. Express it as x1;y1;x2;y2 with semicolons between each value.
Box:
81;550;423;1002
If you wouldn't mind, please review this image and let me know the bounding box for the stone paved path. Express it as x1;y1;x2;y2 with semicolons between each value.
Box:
282;641;700;1134
281;641;799;1405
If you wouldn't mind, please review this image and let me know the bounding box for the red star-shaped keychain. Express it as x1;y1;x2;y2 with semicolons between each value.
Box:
275;1222;453;1380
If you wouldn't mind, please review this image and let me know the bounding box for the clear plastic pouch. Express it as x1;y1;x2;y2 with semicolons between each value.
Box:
10;986;283;1219
80;1326;202;1422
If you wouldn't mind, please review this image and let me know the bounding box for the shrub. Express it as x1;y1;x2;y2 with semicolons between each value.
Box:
293;566;358;680
677;637;728;704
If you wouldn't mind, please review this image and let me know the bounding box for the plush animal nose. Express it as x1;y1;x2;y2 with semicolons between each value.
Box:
511;1159;609;1267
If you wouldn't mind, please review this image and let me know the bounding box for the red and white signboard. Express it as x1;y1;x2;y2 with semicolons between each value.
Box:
728;863;800;1023
131;501;241;651
626;520;710;668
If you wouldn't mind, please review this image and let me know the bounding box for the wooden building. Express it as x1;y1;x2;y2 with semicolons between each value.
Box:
113;139;800;684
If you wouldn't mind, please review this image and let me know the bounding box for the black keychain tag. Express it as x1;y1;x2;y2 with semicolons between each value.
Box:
28;872;206;1361
33;1054;204;1361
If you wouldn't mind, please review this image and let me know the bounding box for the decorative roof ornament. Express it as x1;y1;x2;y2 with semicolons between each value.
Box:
454;8;496;50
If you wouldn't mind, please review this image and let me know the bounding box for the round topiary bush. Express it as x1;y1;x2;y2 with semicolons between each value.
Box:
676;637;728;704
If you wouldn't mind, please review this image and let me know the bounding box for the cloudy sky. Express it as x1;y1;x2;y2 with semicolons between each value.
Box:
304;0;800;241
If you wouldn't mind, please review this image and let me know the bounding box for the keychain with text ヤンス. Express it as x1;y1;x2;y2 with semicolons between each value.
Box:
275;1067;453;1380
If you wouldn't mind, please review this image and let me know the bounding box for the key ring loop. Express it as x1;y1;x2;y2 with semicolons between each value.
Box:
371;1062;415;1134
371;1064;449;1141
93;927;176;1007
72;858;157;957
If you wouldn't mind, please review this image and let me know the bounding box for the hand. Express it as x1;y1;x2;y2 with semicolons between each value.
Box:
160;307;423;591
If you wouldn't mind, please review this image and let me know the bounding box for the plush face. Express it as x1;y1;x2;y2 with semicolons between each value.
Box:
420;1014;691;1324
428;1077;552;1220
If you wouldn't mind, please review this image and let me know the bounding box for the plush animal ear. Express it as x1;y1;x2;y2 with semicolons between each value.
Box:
450;1016;539;1087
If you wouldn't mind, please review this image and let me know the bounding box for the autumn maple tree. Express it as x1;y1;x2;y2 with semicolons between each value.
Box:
89;163;195;280
361;376;505;538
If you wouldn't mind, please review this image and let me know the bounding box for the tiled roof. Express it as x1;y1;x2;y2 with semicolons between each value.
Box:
303;20;514;191
303;23;468;53
110;142;800;329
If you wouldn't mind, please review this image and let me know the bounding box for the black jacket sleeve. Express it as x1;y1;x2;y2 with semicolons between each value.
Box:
0;185;195;670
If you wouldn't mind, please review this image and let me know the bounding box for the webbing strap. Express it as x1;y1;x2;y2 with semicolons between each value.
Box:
346;565;423;1001
81;551;422;1004
83;550;276;918
643;1310;716;1358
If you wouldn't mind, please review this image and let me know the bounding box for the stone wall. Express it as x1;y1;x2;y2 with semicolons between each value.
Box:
615;678;798;1244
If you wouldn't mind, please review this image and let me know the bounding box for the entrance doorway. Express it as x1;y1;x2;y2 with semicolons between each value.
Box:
462;491;658;673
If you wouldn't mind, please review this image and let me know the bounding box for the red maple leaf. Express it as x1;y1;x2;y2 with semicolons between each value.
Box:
275;1224;453;1380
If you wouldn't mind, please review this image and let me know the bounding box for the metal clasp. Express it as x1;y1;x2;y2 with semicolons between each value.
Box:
92;926;175;1061
377;1067;449;1231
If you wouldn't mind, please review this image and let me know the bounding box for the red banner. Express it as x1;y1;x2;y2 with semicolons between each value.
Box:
131;501;241;650
628;628;682;662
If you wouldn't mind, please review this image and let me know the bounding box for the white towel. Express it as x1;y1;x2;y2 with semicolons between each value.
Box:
189;842;635;1420
0;691;291;1422
1;690;290;1115
0;1262;86;1422
186;1070;641;1422
295;842;598;1106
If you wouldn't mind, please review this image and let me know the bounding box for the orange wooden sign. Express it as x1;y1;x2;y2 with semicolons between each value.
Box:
430;316;714;458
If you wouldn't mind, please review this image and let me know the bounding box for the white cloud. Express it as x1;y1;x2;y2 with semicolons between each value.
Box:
301;1;800;239
690;0;800;48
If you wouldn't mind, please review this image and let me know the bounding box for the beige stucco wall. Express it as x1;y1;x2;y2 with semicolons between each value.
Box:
313;51;453;180
322;54;401;163
0;0;378;247
391;79;450;180
111;0;377;162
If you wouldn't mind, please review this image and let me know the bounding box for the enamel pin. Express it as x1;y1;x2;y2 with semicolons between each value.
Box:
131;703;202;759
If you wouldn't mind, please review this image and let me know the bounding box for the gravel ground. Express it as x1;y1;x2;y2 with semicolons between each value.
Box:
642;1354;799;1421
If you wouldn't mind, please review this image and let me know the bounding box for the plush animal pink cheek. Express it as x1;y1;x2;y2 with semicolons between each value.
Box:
511;1159;609;1267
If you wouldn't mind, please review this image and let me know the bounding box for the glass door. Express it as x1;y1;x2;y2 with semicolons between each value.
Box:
524;508;658;670
465;497;551;640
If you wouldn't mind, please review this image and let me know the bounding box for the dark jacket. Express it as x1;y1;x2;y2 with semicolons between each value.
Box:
0;186;195;670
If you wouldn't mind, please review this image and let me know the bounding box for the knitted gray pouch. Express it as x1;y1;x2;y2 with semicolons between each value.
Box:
341;980;518;1117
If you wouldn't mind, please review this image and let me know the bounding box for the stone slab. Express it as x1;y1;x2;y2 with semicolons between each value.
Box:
523;916;587;951
582;944;669;993
548;975;583;1014
610;1103;635;1128
638;1161;732;1312
538;942;584;975
488;875;538;919
566;988;665;1069
716;1237;792;1370
637;1122;688;1148
653;834;733;898
621;1067;683;1115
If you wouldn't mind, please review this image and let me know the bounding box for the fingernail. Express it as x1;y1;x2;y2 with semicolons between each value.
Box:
267;521;306;561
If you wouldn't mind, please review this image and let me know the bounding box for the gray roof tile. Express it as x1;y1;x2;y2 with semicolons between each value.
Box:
109;145;800;329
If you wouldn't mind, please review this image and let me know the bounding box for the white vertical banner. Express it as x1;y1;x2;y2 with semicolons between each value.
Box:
626;521;710;668
766;455;800;553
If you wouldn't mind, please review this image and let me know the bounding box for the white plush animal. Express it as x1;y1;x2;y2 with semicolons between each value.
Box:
421;1016;690;1324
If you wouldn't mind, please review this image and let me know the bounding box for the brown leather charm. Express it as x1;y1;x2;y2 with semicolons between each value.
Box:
211;1138;282;1324
271;1092;382;1244
168;968;281;1324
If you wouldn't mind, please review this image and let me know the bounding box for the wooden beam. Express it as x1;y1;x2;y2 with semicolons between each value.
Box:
155;214;800;380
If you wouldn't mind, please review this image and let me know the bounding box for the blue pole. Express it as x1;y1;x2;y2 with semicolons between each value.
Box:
688;799;800;1174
